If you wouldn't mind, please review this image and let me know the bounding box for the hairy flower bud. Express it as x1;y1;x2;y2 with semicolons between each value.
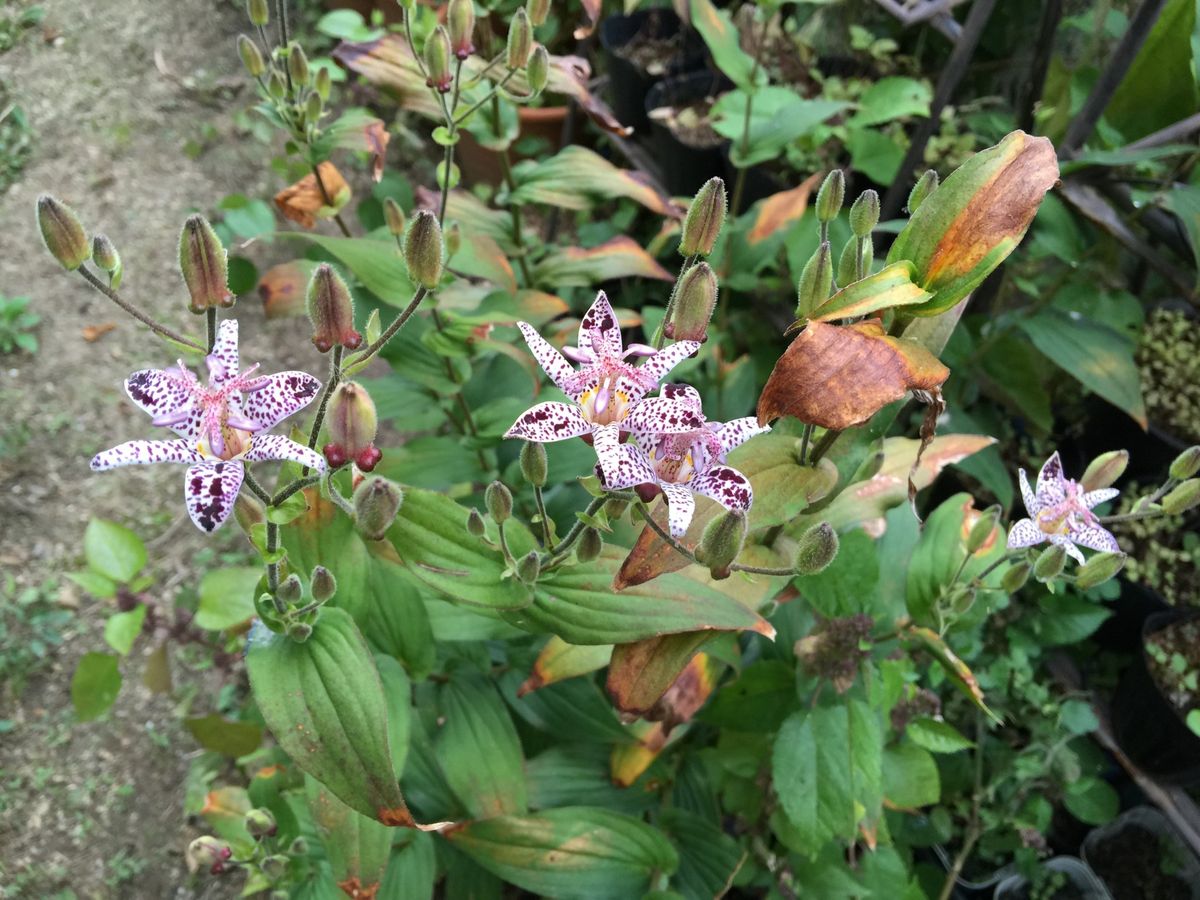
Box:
260;856;288;880
247;0;269;26
966;505;1001;554
383;197;406;236
849;189;880;238
795;521;839;574
306;263;361;353
696;510;747;579
1081;450;1128;492
577;526;602;562
466;507;486;536
310;566;337;602
36;195;90;271
187;836;233;875
796;241;833;318
507;9;533;69
1033;544;1067;581
424;26;453;92
527;0;551;26
238;34;265;77
679;177;726;257
520;441;548;487
1000;560;1031;593
526;44;549;95
448;0;476;59
485;481;513;523
907;169;939;214
324;382;381;471
91;233;122;286
314;66;332;101
354;477;404;540
179;215;232;313
304;91;322;126
1162;478;1200;515
287;41;309;86
267;70;286;98
668;262;718;343
1169;446;1200;480
244;807;278;838
444;221;462;258
1075;552;1127;590
287;621;313;642
815;170;845;224
404;210;444;288
277;573;303;604
516;550;541;584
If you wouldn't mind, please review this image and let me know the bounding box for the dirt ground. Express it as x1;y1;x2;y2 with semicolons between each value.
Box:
0;1;324;896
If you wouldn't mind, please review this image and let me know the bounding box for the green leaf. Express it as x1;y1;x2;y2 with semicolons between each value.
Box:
364;556;435;680
792;529;882;619
848;77;932;127
306;776;392;893
71;652;122;721
699;660;798;732
195;567;261;631
227;255;258;296
380;831;437;900
846;127;907;185
103;606;146;656
316;9;385;41
1031;594;1111;646
906;717;974;754
501;671;633;745
808;262;933;323
277;233;415;307
509;146;674;215
712;89;848;168
66;571;116;599
375;655;412;775
882;741;940;808
1060;699;1100;736
1163;184;1200;289
1186;709;1200;738
283;490;373;623
219;196;276;239
689;0;758;90
526;745;656;814
660;808;745;900
83;519;146;583
1020;308;1146;426
266;490;309;525
445;807;678;900
1063;776;1119;825
185;714;264;757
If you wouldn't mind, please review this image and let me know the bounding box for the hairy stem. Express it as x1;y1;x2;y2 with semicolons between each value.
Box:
78;267;204;351
533;484;554;550
302;344;343;476
205;308;217;353
540;495;607;566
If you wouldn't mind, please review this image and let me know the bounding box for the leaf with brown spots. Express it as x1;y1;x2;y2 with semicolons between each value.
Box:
258;260;320;319
805;262;933;324
747;172;822;244
607;636;715;719
518;637;612;696
274;162;351;229
512;146;680;217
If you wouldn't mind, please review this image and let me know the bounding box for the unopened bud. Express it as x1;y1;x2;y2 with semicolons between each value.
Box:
444;221;462;258
603;498;628;519
1169;446;1200;480
485;481;513;523
466;507;487;536
577;527;602;562
680;176;726;257
527;0;551;26
325;382;380;471
187;836;233;875
314;66;332;101
1075;552;1127;590
1081;450;1129;492
310;566;337;602
966;506;1001;554
668;262;718;343
235;494;265;534
424;26;452;92
1001;561;1031;593
304;91;322;126
815;170;845;224
796;242;833;318
91;234;122;286
849;190;880;238
526;44;549;95
277;573;303;604
238;34;265;77
306;264;361;353
179;215;232;313
1033;544;1067;581
516;550;541;584
267;70;286;98
836;238;857;287
261;855;288;880
288;837;309;855
907;170;938;214
383;197;406;236
1162;478;1200;515
244;808;278;838
36;195;90;271
696;511;747;579
795;521;839;575
354;477;404;540
287;41;309;86
404;210;444;288
247;0;269;26
287;621;313;642
448;0;476;59
507;9;532;69
520;441;548;487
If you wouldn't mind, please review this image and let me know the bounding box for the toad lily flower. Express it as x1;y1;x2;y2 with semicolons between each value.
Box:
600;384;770;537
91;320;325;532
1007;451;1120;563
505;292;702;483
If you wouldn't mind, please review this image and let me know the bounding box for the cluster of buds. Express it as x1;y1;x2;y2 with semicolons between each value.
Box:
256;565;337;640
800;170;882;317
236;2;330;139
186;836;234;875
306;264;362;352
664;177;726;344
37;195;126;291
426;0;549;95
323;382;382;471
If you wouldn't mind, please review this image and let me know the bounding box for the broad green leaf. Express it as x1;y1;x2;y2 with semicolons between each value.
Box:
316;9;385;41
882;741;940;808
437;673;528;818
510;146;675;215
727;431;830;530
71;652;122;721
1063;776;1119;825
501;671;633;744
84;519;146;583
689;0;758;90
1163;184;1200;289
266;490;309;525
1104;0;1197;142
277;232;415;307
809;262;933;323
377;436;483;490
699;660;797;732
446;807;678;900
364;555;435;680
219;195;276;239
846;127;906;185
103;606;146;656
375;654;412;775
283;490;373;623
380;831;437;900
1020;309;1146;426
195;567;261;631
1031;594;1111;646
66;571;117;599
533;237;672;288
793;529;882;619
1060;699;1100;736
848;76;932;127
519;636;612;695
185;714;264;757
526;745;656;814
906;717;974;754
306;777;392;894
712;89;848;168
660;808;745;900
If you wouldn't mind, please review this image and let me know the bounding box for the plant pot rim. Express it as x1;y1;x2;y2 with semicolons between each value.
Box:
1081;804;1200;897
993;856;1112;900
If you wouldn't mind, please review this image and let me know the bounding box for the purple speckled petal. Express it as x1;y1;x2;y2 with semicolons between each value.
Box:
505;401;592;442
124;368;199;439
1069;524;1121;554
1018;469;1039;516
625;397;706;436
243;434;326;470
596;442;657;491
1037;452;1066;505
591;423;623;486
239;371;321;431
636;340;700;393
1082;488;1120;509
714;417;770;455
184;459;244;533
660;482;696;537
518;322;578;394
577;291;623;360
1006;518;1044;549
91;439;204;471
691;465;753;515
658;383;703;412
206;319;240;386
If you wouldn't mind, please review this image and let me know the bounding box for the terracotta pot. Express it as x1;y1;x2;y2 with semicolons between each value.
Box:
454;105;570;187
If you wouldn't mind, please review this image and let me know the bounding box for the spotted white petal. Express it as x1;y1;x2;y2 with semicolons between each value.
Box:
591;423;623;486
184;459;245;533
1037;452;1066;505
660;482;697;537
597;442;658;491
505;401;592;442
577;291;623;360
1082;488;1120;509
244;434;327;470
91;439;204;471
1018;469;1039;515
691;465;753;515
517;321;577;395
124;368;199;438
1049;532;1086;564
206;319;240;386
240;371;322;431
714;417;770;456
624;397;706;436
1069;524;1121;554
635;340;701;392
1006;517;1044;549
659;383;703;411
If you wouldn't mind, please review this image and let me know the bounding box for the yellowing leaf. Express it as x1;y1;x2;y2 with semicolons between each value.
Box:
534;237;674;287
807;262;934;323
511;146;679;216
747;173;821;244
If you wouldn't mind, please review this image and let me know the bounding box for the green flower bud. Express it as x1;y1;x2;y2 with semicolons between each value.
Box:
1033;544;1067;581
577;526;602;562
966;505;1001;554
485;481;513;523
306;263;361;353
179;215;232;313
304;91;322;127
277;573;303;604
507;9;532;69
516;550;541;584
527;0;551;26
907;169;938;214
287;621;313;642
1169;446;1200;480
836;237;857;287
1075;552;1127;590
187;836;233;875
244;807;278;838
520;441;548;487
848;189;880;238
324;382;381;472
795;521;839;575
235;494;265;534
424;26;453;92
1162;478;1200;515
815;170;845;224
267;70;286;99
91;233;122;286
1081;450;1129;492
667;261;718;343
796;241;833;318
383;197;406;236
696;510;747;579
247;0;269;26
260;855;288;880
238;34;265;78
448;0;476;59
445;221;462;258
287;42;309;86
1000;560;1032;593
310;566;337;603
603;498;628;519
466;507;487;536
36;195;90;271
314;66;332;101
526;43;549;95
679;176;726;257
404;210;444;289
354;477;404;541
288;837;308;855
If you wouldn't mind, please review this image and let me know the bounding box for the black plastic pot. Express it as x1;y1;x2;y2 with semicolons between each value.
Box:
931;844;1015;899
1110;607;1200;786
993;857;1112;899
1081;806;1200;900
600;8;704;136
644;70;730;197
1092;579;1170;654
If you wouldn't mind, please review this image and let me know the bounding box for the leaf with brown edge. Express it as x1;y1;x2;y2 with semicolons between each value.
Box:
888;130;1058;316
518;637;612;697
756;320;949;430
454;231;517;293
259;260;320;319
607;635;712;718
747;173;822;244
511;146;679;217
905;626;1001;724
274;162;351;229
807;262;933;324
533;237;674;288
363;119;389;182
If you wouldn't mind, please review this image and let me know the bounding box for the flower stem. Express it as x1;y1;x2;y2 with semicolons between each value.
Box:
540;495;607;566
730;562;796;576
242;469;272;504
351;286;429;368
266;521;280;594
533;484;553;550
273;474;321;506
205;308;217;353
302;344;343;476
78;266;204;351
798;423;814;465
323;470;356;517
453;69;522;127
638;501;700;564
499;140;534;286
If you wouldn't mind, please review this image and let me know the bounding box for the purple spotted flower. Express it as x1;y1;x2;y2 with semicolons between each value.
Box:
505;292;703;484
1007;451;1120;563
600;384;769;537
91;320;325;532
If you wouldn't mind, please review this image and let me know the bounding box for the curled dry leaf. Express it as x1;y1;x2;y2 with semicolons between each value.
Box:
274;161;351;229
82;322;117;342
747;172;822;244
